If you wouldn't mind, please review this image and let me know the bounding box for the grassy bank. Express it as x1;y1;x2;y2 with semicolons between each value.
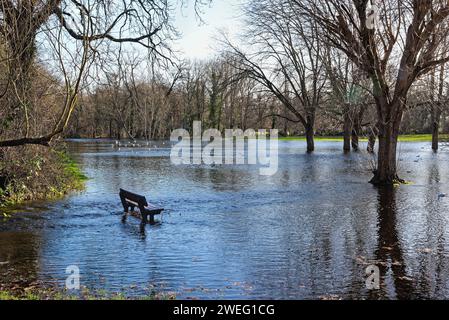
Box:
280;134;447;142
0;145;87;208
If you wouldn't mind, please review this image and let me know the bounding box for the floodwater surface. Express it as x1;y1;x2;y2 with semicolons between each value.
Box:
1;140;449;299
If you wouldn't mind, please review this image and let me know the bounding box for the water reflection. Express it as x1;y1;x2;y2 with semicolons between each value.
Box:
1;140;449;299
0;232;41;289
371;187;415;299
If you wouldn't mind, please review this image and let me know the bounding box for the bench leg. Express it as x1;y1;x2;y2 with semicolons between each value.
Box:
140;213;156;225
141;213;148;225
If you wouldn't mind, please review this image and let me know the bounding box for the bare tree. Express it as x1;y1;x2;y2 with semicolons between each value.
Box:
0;1;97;147
223;0;326;152
294;0;449;184
0;0;204;147
428;61;448;151
322;47;372;152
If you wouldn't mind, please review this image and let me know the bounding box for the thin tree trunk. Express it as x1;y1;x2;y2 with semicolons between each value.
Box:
432;63;445;152
343;110;351;152
116;120;121;140
432;106;441;152
367;135;376;153
367;124;378;154
351;129;360;151
351;114;361;151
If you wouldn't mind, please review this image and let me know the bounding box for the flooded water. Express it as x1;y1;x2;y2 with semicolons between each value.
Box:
1;139;449;300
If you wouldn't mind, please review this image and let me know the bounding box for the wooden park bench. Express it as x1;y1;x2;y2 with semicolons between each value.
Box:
119;189;164;225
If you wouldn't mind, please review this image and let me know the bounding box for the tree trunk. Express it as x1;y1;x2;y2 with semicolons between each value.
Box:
343;111;351;152
305;124;315;153
431;104;442;152
4;31;37;137
351;130;360;151
432;62;445;152
370;122;403;185
0;3;42;139
367;135;376;153
351;116;361;151
367;124;378;154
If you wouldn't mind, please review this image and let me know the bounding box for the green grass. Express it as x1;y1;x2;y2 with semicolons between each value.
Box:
0;149;88;212
280;136;345;142
0;291;17;300
56;151;88;183
280;134;447;142
397;134;445;142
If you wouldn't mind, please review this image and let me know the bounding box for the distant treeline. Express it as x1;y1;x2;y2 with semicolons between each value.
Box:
66;57;449;141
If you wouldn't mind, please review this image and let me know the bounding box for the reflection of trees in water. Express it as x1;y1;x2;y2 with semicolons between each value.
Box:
419;155;448;298
301;154;319;183
345;200;379;299
0;232;41;289
369;187;415;299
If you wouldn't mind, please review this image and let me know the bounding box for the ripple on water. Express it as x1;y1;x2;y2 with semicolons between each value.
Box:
1;140;449;299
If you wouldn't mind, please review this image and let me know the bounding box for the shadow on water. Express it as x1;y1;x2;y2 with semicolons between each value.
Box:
369;186;415;300
120;212;165;240
0;232;41;289
367;154;449;300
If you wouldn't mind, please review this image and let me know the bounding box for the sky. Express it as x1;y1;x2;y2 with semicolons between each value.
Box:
173;0;244;60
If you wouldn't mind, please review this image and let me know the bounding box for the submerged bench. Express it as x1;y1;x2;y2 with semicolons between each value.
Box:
119;189;164;225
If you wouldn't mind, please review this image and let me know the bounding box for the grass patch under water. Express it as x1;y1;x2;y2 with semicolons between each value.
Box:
56;150;88;189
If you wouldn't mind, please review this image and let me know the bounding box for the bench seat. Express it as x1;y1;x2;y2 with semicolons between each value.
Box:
119;189;164;224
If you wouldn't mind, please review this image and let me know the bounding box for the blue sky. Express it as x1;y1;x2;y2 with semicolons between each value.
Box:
173;0;244;60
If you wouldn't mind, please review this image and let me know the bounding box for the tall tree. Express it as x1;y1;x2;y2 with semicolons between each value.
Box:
322;47;371;152
0;0;208;147
294;0;449;184
428;62;447;151
224;0;326;152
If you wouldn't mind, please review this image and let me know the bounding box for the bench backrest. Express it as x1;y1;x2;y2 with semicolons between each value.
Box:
119;189;148;211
